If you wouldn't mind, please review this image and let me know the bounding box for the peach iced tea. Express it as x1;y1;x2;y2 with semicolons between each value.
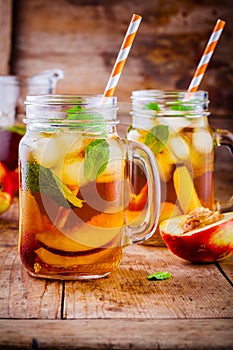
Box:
127;90;215;242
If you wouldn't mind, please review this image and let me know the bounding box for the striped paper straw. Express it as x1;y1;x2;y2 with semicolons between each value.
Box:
103;14;142;97
187;19;226;92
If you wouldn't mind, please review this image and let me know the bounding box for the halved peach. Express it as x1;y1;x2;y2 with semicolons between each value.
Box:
160;212;233;262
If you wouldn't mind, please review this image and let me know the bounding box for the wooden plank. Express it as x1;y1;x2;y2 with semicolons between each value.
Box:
0;0;13;74
0;242;63;319
218;255;233;284
1;201;232;322
0;318;232;349
64;244;233;319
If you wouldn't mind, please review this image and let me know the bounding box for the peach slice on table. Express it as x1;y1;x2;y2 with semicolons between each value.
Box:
173;165;201;213
160;211;233;262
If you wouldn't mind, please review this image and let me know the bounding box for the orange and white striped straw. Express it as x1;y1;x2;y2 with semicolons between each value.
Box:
103;14;142;97
187;19;226;92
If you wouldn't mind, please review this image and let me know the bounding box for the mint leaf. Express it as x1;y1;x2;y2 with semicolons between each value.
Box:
84;139;110;181
147;271;172;281
66;105;83;116
21;162;83;208
66;106;107;135
6;124;26;136
143;102;160;111
67;109;99;121
144;124;169;155
168;100;194;111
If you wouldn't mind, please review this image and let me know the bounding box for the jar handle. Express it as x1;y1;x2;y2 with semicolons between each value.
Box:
215;128;233;212
125;140;161;243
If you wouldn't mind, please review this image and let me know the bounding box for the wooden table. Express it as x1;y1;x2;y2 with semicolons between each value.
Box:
0;198;232;350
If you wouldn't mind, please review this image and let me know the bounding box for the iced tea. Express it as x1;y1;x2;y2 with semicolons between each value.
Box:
20;132;129;279
127;90;215;244
19;94;161;279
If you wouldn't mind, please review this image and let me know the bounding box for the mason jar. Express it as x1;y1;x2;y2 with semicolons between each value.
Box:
127;90;233;246
18;94;161;280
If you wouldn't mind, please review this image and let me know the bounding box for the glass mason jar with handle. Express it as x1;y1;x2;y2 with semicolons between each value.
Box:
18;94;161;280
127;90;233;246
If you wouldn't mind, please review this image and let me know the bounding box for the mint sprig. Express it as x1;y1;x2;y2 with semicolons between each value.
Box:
84;139;110;181
143;102;160;111
147;271;172;281
144;124;169;155
21;162;83;208
66;105;107;135
166;100;195;111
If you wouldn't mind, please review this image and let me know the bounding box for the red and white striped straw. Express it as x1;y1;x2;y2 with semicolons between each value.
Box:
103;14;142;97
187;19;226;92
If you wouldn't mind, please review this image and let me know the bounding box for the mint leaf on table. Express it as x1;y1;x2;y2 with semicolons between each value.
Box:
144;124;169;155
143;102;160;111
84;139;110;181
21;162;83;208
147;271;172;281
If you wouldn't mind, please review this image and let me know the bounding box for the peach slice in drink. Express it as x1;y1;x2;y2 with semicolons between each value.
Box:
36;211;124;253
35;238;122;269
173;165;201;213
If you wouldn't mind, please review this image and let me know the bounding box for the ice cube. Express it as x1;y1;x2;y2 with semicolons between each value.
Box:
168;136;190;160
192;130;213;154
59;133;94;160
33;136;63;168
157;117;191;135
61;157;86;188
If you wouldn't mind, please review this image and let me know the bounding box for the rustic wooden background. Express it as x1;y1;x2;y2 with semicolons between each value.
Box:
1;0;233;116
